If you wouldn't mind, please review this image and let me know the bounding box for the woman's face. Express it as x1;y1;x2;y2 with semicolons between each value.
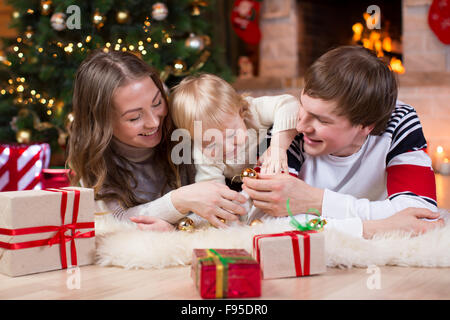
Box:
112;76;168;149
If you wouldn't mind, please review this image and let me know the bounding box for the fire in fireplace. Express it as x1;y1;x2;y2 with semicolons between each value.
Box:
297;0;403;75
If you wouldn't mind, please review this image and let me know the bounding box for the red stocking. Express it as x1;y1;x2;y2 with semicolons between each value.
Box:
428;0;450;44
231;0;262;45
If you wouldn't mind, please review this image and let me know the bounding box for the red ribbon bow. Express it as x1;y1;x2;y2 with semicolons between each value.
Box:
253;230;315;277
0;188;95;269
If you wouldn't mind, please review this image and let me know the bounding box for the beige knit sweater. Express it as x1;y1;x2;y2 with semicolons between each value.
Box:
95;138;195;223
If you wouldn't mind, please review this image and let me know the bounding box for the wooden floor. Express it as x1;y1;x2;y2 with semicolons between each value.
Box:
0;264;449;300
0;175;449;301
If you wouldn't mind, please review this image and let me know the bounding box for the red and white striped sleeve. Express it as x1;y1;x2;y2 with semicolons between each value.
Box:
384;103;437;209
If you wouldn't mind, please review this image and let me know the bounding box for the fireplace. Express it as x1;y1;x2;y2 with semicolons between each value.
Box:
297;0;403;76
234;0;450;159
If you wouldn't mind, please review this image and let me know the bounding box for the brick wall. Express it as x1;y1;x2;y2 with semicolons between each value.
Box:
401;0;450;153
259;0;298;78
403;0;450;72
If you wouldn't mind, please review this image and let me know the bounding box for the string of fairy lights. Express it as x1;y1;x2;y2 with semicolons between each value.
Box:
0;1;211;144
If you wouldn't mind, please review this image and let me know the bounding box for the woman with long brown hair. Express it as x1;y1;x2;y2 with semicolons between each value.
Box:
67;50;246;230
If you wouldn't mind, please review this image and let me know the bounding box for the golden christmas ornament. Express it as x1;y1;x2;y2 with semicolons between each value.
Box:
250;219;262;226
16;129;32;144
190;0;208;16
177;217;195;232
232;167;258;183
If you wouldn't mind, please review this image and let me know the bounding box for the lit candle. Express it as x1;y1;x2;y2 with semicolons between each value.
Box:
433;146;445;172
440;158;450;175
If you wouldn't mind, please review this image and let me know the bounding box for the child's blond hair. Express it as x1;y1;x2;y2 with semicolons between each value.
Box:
170;73;249;137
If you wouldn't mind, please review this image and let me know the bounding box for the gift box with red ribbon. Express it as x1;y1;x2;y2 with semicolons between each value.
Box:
253;230;326;279
0;187;95;277
0;143;51;191
191;248;261;299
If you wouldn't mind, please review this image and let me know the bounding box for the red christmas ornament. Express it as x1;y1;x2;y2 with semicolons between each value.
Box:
428;0;450;44
231;0;261;45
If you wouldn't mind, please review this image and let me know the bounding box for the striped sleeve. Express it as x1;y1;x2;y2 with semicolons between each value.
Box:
384;102;437;207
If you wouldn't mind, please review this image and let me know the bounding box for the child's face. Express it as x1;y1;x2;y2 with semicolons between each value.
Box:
112;76;167;149
296;92;373;157
202;113;247;161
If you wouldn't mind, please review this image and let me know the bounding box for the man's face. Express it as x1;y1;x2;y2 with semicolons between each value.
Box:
296;92;373;157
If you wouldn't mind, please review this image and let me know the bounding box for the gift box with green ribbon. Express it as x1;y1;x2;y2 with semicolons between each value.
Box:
252;202;326;280
191;248;261;299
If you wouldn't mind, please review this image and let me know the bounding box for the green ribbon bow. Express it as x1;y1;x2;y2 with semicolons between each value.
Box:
286;198;326;231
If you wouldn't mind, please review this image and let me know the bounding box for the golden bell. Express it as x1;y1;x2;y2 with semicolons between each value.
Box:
177;217;195;232
250;219;262;226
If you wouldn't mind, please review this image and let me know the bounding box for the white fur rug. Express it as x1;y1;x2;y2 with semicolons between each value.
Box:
94;209;450;270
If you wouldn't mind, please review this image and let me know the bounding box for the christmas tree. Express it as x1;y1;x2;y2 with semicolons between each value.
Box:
0;0;231;163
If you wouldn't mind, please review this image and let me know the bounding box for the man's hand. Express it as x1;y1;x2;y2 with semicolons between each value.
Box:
362;208;445;239
242;173;324;216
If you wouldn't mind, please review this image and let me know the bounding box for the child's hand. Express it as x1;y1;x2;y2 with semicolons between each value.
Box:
259;145;289;174
129;216;176;232
259;129;297;174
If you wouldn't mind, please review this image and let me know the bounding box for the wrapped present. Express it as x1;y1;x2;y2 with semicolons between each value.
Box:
0;143;51;191
253;230;326;279
191;248;261;299
41;168;71;189
0;187;95;277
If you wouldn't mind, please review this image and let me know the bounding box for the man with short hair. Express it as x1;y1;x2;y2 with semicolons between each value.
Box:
243;46;444;238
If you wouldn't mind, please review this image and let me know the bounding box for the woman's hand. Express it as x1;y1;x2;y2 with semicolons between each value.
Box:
362;208;445;239
129;216;176;232
242;173;324;216
171;181;247;228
